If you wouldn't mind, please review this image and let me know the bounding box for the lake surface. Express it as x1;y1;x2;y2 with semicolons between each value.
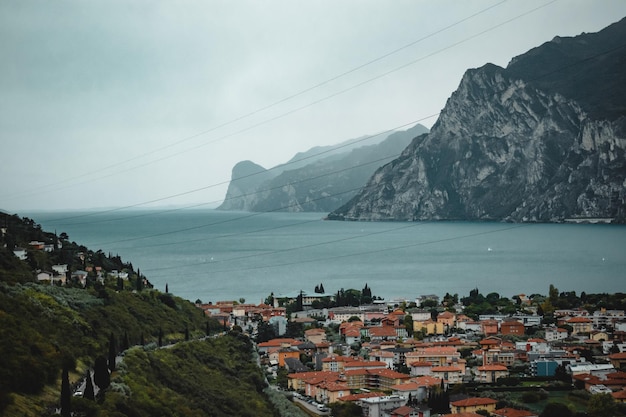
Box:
26;209;626;304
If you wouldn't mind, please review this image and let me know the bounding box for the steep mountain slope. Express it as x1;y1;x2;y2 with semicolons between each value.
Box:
0;213;274;417
218;123;428;212
329;18;626;223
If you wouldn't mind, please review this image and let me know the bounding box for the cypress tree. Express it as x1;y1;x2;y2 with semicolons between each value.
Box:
121;331;130;351
206;321;210;336
158;327;163;347
108;333;116;372
165;282;169;293
93;356;110;390
185;326;190;341
60;367;71;417
84;371;95;401
136;273;143;291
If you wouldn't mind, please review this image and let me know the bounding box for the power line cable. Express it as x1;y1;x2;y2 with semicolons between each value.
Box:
72;148;414;247
95;39;626;278
40;117;435;224
145;222;528;278
3;0;534;204
43;37;626;251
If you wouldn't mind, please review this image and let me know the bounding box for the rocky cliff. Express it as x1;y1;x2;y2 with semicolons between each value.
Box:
218;123;428;212
328;18;626;223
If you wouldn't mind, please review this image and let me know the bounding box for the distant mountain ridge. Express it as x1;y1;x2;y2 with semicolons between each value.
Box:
217;123;429;212
328;17;626;223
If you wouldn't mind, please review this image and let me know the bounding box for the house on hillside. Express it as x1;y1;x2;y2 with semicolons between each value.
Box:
545;326;569;342
390;404;431;417
360;395;407;417
476;364;509;383
37;271;53;283
610;352;626;370
369;326;398;342
430;366;464;384
492;408;538;417
305;328;327;344
13;247;27;260
500;319;525;336
450;397;497;415
566;317;593;335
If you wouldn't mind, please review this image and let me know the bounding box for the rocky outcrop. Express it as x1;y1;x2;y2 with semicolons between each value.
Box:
328;19;626;222
218;124;428;212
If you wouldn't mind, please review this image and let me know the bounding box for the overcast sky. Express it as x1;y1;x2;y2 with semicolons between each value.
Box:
2;0;625;212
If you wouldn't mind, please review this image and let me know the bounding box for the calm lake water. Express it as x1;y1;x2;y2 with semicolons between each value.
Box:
26;209;626;304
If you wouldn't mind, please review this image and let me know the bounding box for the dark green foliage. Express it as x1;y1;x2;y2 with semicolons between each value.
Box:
60;367;71;417
427;382;450;414
99;334;275;416
540;402;574;417
0;246;33;283
93;356;110;391
587;393;618;417
522;392;542;403
276;367;289;390
330;401;363;417
108;333;117;372
285;321;304;339
0;280;207;410
256;320;278;343
361;283;372;304
157;293;177;309
84;371;95;401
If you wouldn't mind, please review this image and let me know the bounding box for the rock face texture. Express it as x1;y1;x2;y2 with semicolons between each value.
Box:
329;18;626;222
218;124;428;212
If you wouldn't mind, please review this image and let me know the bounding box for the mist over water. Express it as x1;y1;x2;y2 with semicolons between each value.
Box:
27;209;626;304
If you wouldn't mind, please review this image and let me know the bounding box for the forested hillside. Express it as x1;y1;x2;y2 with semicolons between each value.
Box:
0;213;280;416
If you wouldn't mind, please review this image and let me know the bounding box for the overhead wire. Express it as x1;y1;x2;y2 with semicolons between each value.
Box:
145;223;529;278
32;0;617;283
42;35;626;272
128;32;626;280
4;0;518;206
29;0;559;223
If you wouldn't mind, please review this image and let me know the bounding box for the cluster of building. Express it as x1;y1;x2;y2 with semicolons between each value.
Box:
199;294;626;417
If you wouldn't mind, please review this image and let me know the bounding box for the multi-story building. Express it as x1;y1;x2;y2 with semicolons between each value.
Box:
405;347;460;367
476;364;509;383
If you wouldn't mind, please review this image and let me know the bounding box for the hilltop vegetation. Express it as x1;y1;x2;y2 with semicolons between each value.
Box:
0;213;282;416
98;332;275;417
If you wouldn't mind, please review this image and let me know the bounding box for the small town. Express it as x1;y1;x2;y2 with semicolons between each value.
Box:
198;287;626;417
4;225;626;416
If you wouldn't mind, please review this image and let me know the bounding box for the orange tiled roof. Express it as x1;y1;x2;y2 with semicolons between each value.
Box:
391;382;420;391
493;408;537;417
369;327;398;337
338;392;386;402
288;370;340;380
344;360;387;369
257;338;300;347
412;375;443;387
613;389;626;400
451;397;497;407
567;316;592;323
